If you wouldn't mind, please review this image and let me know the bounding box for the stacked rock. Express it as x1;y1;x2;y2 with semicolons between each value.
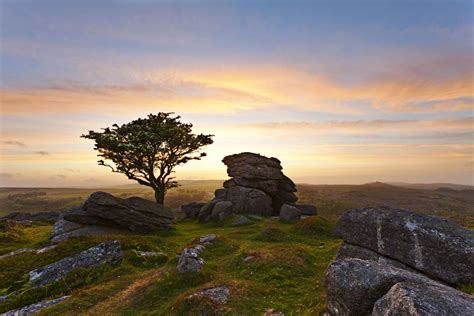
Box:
183;152;317;222
324;206;474;315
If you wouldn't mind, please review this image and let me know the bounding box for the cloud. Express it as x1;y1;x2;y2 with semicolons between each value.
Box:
2;141;27;147
34;151;50;156
56;174;67;179
1;55;472;116
0;172;21;179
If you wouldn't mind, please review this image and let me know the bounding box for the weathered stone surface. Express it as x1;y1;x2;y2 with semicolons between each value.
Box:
224;177;280;195
177;247;204;273
226;186;273;216
51;218;129;243
198;200;219;222
211;201;233;221
372;282;474;316
187;286;230;304
324;258;443;316
223;152;283;180
2;296;70;316
181;202;206;219
279;204;301;222
75;192;174;233
293;204;318;216
333;207;474;286
214;188;227;200
336;243;418;273
0;211;60;223
29;240;122;287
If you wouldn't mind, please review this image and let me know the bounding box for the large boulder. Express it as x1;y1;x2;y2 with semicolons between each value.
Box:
61;192;174;234
293;204;317;216
372;282;474;316
226;186;273;216
29;240;122;287
79;192;174;232
324;258;444;316
333;207;474;286
211;201;233;221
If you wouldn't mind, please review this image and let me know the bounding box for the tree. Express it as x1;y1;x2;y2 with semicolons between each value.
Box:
81;113;214;204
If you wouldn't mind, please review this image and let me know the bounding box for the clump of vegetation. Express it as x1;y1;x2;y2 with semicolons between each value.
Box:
171;295;222;316
256;225;288;242
293;216;334;238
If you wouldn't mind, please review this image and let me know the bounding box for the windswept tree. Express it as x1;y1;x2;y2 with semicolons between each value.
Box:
81;113;214;204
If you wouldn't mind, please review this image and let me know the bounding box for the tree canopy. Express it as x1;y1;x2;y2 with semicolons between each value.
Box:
81;112;214;204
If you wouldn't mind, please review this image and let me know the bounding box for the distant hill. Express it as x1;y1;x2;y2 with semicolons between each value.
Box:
388;182;474;191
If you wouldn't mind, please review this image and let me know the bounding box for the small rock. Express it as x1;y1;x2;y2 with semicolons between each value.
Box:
194;245;206;253
247;215;263;221
29;240;122;287
243;256;255;263
177;247;204;273
230;215;251;226
188;286;230;304
279;204;301;222
2;295;70;315
200;234;217;243
35;245;57;254
0;294;9;303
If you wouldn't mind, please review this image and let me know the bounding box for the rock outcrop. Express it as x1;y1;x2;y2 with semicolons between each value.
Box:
184;152;316;221
29;240;122;287
333;206;474;286
51;192;174;242
324;207;474;315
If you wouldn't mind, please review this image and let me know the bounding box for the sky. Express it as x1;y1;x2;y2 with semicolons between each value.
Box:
0;0;473;187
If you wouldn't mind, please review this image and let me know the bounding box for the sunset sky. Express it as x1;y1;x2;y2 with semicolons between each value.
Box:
1;0;473;187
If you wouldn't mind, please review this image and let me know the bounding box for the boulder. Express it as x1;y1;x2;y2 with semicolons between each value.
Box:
279;204;301;222
29;240;122;287
2;296;70;316
223;152;283;180
211;201;233;221
333;207;474;286
226;186;273;216
372;282;474;316
181;202;206;219
293;204;317;216
177;247;204;273
73;192;174;233
323;258;443;315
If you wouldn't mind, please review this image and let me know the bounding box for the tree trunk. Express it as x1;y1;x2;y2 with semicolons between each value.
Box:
154;188;165;204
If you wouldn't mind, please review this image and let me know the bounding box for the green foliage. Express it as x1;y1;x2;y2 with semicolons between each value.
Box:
81;113;214;203
256;225;288;242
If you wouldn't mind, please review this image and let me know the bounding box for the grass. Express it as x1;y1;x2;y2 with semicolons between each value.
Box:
0;216;340;315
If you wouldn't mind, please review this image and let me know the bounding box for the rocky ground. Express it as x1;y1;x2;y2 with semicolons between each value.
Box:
0;214;338;315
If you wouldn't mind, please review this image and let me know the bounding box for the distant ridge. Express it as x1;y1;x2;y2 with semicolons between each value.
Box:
388;182;474;191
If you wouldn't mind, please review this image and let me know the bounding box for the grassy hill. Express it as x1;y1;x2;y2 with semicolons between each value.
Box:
0;216;338;315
